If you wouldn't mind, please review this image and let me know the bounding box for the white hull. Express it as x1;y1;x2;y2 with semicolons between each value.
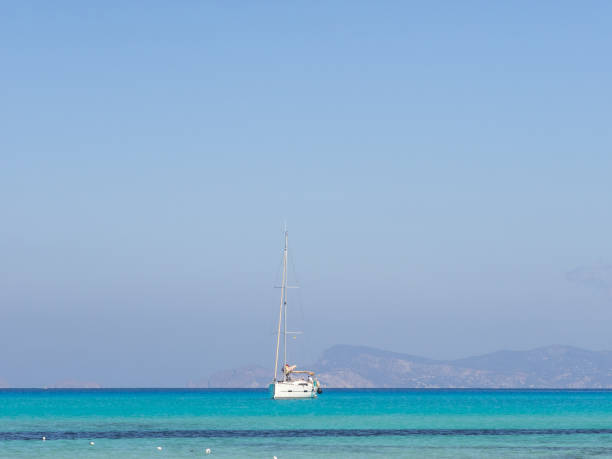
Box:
270;380;318;399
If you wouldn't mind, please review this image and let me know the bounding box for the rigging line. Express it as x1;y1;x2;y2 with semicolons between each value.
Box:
271;231;287;379
286;239;314;368
270;238;286;335
289;246;301;286
288;249;306;324
274;231;288;382
274;249;284;291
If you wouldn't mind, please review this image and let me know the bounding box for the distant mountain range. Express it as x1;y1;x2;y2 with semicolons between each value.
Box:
0;380;103;389
204;344;612;388
49;380;102;389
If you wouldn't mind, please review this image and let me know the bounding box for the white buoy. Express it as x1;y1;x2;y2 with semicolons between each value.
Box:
205;448;211;454
157;446;163;450
90;441;95;446
42;436;46;441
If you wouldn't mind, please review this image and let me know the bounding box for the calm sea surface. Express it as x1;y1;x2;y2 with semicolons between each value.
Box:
1;389;612;457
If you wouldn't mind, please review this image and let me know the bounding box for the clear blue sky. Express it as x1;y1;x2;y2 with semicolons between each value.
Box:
1;1;611;386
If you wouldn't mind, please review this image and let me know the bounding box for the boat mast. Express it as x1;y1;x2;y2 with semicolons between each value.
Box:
283;230;288;372
273;228;288;382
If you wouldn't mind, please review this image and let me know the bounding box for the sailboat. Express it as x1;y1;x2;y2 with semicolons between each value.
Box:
269;228;322;399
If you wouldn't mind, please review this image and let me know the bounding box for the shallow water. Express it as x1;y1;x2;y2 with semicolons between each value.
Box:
1;389;612;457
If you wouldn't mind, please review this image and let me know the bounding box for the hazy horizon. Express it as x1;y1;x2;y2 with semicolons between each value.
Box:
2;1;612;387
2;342;611;389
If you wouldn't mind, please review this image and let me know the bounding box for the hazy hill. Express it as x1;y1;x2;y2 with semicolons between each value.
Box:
51;380;102;389
204;344;612;388
192;365;270;389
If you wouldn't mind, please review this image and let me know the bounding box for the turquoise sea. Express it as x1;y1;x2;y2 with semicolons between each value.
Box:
1;389;612;458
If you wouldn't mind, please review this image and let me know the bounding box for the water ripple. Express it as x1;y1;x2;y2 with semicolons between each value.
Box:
3;428;612;441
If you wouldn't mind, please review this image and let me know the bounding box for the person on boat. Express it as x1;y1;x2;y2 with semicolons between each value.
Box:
283;363;296;380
